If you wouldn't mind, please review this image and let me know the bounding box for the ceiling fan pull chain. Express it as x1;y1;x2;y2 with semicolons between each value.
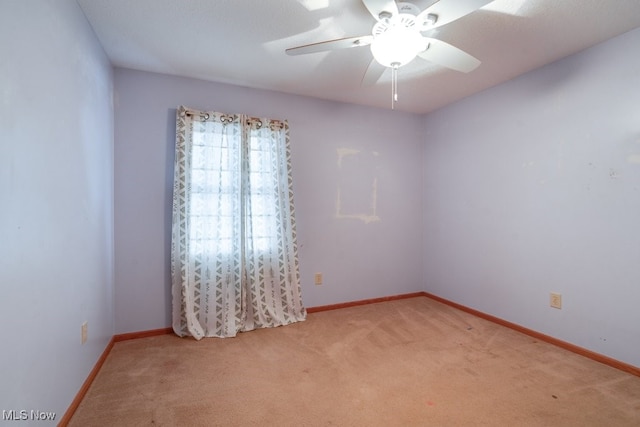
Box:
391;62;399;109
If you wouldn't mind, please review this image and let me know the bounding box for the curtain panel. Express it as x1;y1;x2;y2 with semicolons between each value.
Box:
171;106;306;339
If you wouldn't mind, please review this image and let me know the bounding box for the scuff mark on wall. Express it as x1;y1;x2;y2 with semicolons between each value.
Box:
335;148;380;224
609;168;621;179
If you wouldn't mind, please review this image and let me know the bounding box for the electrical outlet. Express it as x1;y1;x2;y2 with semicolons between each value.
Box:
550;293;562;309
81;322;88;344
314;273;323;285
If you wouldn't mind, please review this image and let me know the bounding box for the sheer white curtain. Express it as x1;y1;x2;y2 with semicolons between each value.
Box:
171;106;306;339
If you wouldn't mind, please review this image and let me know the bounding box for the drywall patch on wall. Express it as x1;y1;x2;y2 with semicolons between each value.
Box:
335;148;380;224
337;148;360;167
627;154;640;164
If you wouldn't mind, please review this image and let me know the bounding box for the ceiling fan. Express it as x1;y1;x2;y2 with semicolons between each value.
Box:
286;0;493;107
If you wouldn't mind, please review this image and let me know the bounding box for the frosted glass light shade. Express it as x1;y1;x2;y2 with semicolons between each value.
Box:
370;26;427;67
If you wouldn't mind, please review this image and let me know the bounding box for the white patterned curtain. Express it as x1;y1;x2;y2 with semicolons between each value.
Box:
171;106;306;339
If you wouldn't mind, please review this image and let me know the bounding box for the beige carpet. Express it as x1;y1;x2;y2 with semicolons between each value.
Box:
69;296;640;426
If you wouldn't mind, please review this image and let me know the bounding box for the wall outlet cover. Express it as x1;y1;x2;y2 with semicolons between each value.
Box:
550;292;562;309
81;321;88;344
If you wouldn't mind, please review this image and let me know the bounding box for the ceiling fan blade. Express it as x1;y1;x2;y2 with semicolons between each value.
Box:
418;38;480;73
361;59;386;86
361;0;399;21
417;0;493;30
286;35;372;56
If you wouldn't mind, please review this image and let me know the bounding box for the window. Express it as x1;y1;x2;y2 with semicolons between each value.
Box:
188;121;283;256
171;107;305;339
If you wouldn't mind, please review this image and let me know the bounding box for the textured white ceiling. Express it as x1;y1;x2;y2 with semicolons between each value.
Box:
77;0;640;113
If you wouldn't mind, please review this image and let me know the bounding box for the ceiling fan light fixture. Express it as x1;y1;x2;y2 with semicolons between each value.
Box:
370;20;427;68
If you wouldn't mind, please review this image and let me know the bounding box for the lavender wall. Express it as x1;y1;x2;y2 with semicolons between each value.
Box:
422;28;640;367
113;69;424;334
0;0;114;421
